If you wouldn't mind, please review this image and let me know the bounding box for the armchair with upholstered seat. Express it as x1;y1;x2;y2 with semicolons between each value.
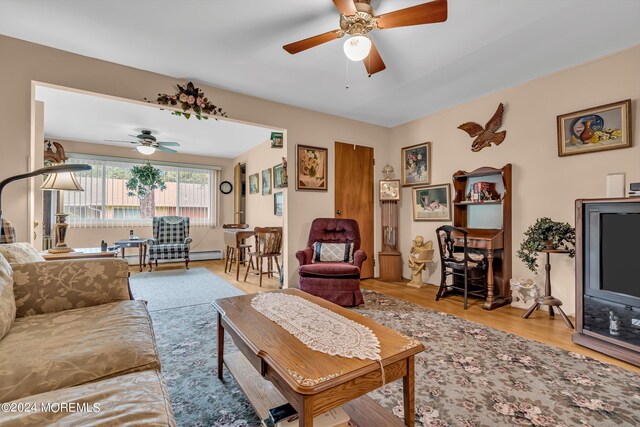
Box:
147;216;192;271
296;218;367;307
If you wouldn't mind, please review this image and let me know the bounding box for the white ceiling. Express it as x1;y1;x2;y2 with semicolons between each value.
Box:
4;0;640;127
36;85;274;158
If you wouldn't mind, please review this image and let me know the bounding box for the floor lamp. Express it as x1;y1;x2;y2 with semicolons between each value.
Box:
0;164;91;249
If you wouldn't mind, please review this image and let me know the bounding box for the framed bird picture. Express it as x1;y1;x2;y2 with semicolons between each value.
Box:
401;142;431;186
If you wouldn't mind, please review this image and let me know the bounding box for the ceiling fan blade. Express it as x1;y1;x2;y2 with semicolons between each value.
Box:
157;141;180;146
363;41;386;76
376;0;447;29
283;30;342;54
156;145;177;154
332;0;357;16
105;139;137;144
128;134;140;138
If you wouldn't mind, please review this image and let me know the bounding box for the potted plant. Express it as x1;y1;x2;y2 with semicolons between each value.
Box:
126;162;167;219
517;217;575;272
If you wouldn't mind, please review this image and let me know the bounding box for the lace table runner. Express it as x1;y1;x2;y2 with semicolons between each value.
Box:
251;292;385;383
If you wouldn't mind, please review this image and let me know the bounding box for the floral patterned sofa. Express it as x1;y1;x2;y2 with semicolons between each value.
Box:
0;244;175;426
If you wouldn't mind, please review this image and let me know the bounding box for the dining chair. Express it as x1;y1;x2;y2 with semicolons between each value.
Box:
435;225;487;309
244;227;282;287
222;224;251;274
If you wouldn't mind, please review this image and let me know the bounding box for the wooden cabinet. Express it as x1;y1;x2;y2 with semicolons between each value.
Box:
452;164;512;310
378;198;403;282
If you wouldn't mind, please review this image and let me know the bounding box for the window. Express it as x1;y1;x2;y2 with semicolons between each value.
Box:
63;154;221;228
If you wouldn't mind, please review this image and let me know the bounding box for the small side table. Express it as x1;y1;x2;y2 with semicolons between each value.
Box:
522;249;574;329
114;239;148;272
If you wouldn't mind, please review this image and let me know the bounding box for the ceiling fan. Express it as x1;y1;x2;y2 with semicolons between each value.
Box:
283;0;447;76
105;130;181;155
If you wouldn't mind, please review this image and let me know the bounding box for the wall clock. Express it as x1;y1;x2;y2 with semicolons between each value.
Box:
219;181;233;194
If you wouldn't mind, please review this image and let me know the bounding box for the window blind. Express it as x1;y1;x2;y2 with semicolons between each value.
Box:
63;154;220;228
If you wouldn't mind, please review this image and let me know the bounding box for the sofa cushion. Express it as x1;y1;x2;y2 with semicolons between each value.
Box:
0;300;160;403
0;370;175;427
312;242;354;263
299;262;360;278
148;243;189;259
0;219;16;244
0;243;45;264
0;254;15;340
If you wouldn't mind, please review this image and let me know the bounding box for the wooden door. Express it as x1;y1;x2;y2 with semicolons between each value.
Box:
233;163;242;224
335;142;374;279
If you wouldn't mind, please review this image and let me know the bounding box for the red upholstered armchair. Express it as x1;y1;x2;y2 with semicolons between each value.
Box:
296;218;367;306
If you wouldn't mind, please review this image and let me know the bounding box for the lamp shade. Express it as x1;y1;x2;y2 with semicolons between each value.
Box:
39;172;84;191
136;145;156;155
343;35;372;62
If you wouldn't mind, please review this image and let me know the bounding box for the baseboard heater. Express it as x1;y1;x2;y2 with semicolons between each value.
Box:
121;249;223;265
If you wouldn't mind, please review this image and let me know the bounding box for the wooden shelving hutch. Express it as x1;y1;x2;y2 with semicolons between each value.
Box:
452;164;512;310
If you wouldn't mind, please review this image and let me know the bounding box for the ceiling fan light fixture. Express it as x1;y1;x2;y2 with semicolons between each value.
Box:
343;35;371;62
136;145;156;155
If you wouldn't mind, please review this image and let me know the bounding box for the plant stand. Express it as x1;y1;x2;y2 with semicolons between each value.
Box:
522;249;574;329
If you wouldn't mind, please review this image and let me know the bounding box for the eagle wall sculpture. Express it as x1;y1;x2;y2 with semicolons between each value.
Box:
458;103;507;152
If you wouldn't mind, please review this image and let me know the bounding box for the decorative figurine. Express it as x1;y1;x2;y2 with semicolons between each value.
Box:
407;236;434;288
609;311;620;336
510;278;540;309
382;163;394;180
281;157;288;187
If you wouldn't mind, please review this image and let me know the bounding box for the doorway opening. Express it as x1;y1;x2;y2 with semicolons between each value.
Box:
30;82;287;277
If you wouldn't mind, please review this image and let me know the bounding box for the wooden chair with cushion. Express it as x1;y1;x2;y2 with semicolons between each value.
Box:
435;225;487;309
244;227;282;287
223;224;252;274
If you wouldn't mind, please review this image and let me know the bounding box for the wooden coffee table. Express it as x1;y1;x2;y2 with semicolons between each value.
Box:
212;289;424;426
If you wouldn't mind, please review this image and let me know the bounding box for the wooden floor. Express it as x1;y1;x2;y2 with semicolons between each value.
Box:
132;259;639;373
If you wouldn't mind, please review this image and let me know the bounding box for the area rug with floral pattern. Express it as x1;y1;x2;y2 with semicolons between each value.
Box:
148;288;640;427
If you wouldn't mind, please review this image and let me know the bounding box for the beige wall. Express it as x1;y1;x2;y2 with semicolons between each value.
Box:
389;45;640;315
52;139;235;253
3;34;637;303
0;35;391;286
233;139;286;229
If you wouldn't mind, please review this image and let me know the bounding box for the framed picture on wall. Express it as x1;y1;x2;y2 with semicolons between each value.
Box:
379;179;400;201
296;144;327;191
411;184;451;221
557;99;632;157
401;142;431;186
273;163;285;188
262;168;272;195
274;192;283;216
271;132;284;148
248;173;259;194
